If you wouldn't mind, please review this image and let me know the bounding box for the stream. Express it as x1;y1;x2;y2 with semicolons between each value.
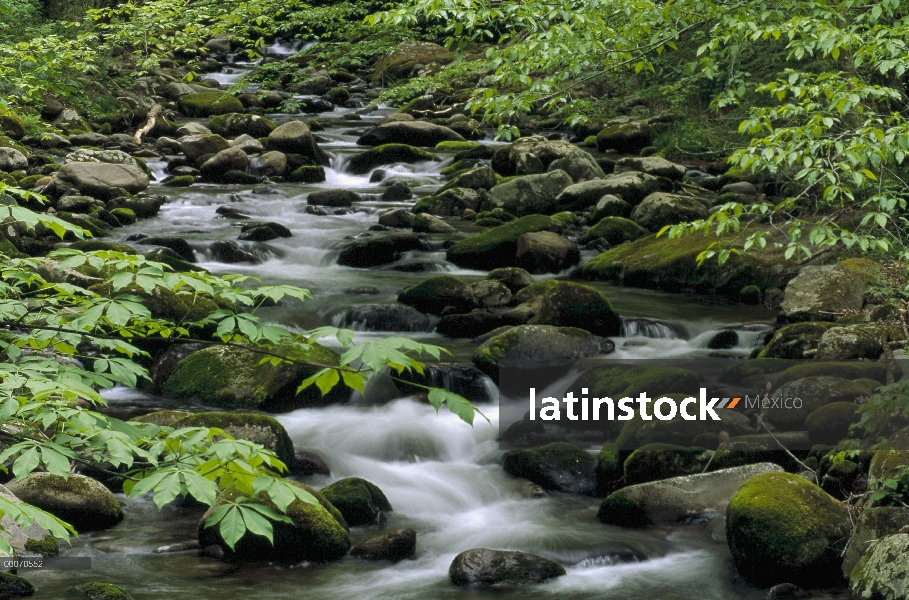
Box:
24;54;849;599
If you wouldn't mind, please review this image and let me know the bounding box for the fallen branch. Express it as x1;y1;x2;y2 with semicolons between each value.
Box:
133;103;164;145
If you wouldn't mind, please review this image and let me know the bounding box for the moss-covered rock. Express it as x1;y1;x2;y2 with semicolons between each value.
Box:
436;141;479;152
449;548;566;586
614;406;753;451
630;192;709;232
868;450;909;489
805;402;860;446
765;376;871;431
175;412;295;466
178;92;244;117
486;170;574;217
490;136;578;177
109;207;137;225
773;361;887;390
850;534;909;600
347;144;438;175
6;473;123;533
511;280;622;336
350;528;416;562
758;322;835;359
596;442;622;496
584;216;648;245
208;112;275;138
623;443;713;485
411;212;456;233
570;365;701;412
0;571;35;597
780;264;865;323
596;119;655;154
198;480;349;563
162;341;345;411
76;582;133;600
726;471;851;587
88;282;218;322
815;324;886;360
446;214;562;270
319;477;392;526
841;507;909;579
373;41;454;82
397;275;476;315
413;187;484;217
129;410;192;427
337;232;425;268
502;442;597;494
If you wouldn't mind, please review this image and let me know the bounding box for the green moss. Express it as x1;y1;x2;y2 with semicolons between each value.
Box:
397;275;475;315
16;174;43;190
129;410;192;427
285;165;326;183
836;257;880;284
502;442;597;493
413;187;482;216
174;412;295;466
446;214;561;270
436;140;479;152
0;110;26;139
597;442;622;496
584;216;648;245
24;533;59;556
758;322;834;359
347;143;438;175
109;207;137;225
571;365;700;405
88;282;218;322
0;572;35;596
597;492;648;528
320;477;392;526
178;92;244;117
773;361;888;390
163;175;194;187
324;87;350;104
209;113;276;137
623;443;711;485
718;358;793;385
76;582;133;600
550;211;577;229
472;327;520;367
583;135;598;147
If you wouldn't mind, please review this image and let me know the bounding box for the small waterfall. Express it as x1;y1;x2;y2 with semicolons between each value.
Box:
330;304;438;333
620;318;687;339
265;38;306;56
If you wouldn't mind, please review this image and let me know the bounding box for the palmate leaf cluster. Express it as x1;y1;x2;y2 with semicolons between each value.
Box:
0;183;480;555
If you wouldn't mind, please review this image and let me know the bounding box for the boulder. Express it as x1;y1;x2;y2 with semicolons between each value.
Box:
472;324;615;382
266;121;329;166
815;324;886;360
209;113;276;138
357;122;465;147
547;148;606;182
758;322;835;359
176;122;212;137
780;265;865;322
437;310;506;338
232;134;264;154
472;280;512;308
842;507;909;578
337;233;425;268
0;484;59;557
630;192;709;231
350;529;416;562
0;110;26;140
597;463;783;527
378;208;414;228
515;231;579;274
486;170;574;216
5;473;123;533
198;481;349;563
487;267;534;294
179;134;231;161
772;361;887;389
805;403;861;447
554;180;627;212
373;41;454;81
0;147;28;172
308;189;360;207
512;280;622;336
765;376;872;430
596;119;655;153
412;213;456;233
319;478;392;526
446;215;562;270
174;412;295;466
449;548;565;586
398;275;476;315
162;341;345;411
178;92;243;117
850;534;909;600
444;165;498;191
199;147;249;182
413;188;484;216
162;82;212;100
53;163;149;198
623;444;714;486
66;148;142;168
726;471;851;587
0;572;34;596
76;582;133;599
347;144;437;174
584;216;648;245
591;195;633;221
594;171;662;205
254;151;287;176
502;442;597;494
614;156;686;180
491;137;578;177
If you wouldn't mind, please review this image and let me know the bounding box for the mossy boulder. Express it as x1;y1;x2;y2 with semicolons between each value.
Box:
815;324;886;360
573;230;795;296
614;408;753;451
436;141;479;152
162;341;345;411
0;571;35;597
175;412;295;466
514;280;622;336
449;548;566;587
0;110;26;140
570;365;701;409
502;442;597;494
780;264;865;323
486;170;574;217
178;92;244;117
198;480;349;563
446;215;562;270
350;528;416;562
490;136;578;177
868;450;909;489
412;187;484;217
842;507;909;579
76;582;133;600
623;443;713;485
357;121;465;147
412;212;456;233
766;376;871;431
88;283;218;323
726;471;851;587
398;275;476;315
584;216;648;245
630;192;709;231
596;120;655;154
266;121;329;166
130;410;191;427
0;484;59;558
373;41;454;82
805;402;860;446
337;233;425;268
209;112;276;138
347;144;437;175
773;361;887;390
6;473;123;533
319;478;392;527
440;165;498;192
109;207;137;225
596;443;622;496
850;534;909;600
487;267;534;293
758;322;835;359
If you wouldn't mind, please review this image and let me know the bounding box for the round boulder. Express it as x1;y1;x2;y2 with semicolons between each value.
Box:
631;192;709;231
449;548;566;586
515;231;580;274
6;473;123;532
319;477;392;527
502;442;597;494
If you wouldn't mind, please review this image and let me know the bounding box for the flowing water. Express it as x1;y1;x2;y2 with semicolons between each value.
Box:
23;58;850;599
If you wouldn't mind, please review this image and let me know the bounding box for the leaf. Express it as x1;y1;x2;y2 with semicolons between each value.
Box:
217;505;247;549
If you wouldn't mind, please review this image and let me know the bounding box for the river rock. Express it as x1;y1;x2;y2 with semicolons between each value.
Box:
199;147;249;182
622;444;714;486
413;188;485;217
449;548;566;586
726;471;851;587
554;180;624;212
266;121;329;166
52;162;149;198
178;92;243;117
444;165;498;191
198;480;349;563
378;208;414;228
814;324;885;360
6;473;123;533
511;280;622;336
597;463;783;527
347;144;437;174
0;484;59;557
66;148;142;168
0;147;28;173
337;233;425;268
351;529;416;562
486;170;574;217
179;134;230;161
162;341;345;410
412;213;456;233
584;216;648;245
840;507;909;580
373;41;454;81
357;122;465;147
398;275;476;315
174;412;295;466
209;112;276;138
447;215;563;270
547;148;606;182
758;322;834;359
631;192;709;231
780;264;865;322
515;231;579;274
69;132;110;147
487;267;534;293
308;189;361;207
593;171;662;206
176;122;212;137
591;195;633;220
766;376;872;430
472;280;512;308
614;156;687;180
238;222;291;242
596;119;655;153
320;478;392;526
472;324;615;382
491;136;578;177
503;442;597;494
849;533;909;600
334;304;434;333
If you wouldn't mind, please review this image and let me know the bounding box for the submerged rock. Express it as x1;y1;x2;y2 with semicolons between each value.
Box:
449;548;566;586
351;529;416;562
502;442;597;494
